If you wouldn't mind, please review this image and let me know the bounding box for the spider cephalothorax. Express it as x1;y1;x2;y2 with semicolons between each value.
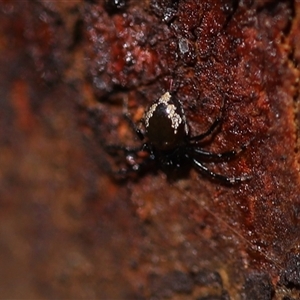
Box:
109;91;250;184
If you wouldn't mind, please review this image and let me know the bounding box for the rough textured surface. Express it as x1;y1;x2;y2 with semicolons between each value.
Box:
0;0;300;299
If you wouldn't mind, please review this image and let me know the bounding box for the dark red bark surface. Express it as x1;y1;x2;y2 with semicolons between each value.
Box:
0;0;300;299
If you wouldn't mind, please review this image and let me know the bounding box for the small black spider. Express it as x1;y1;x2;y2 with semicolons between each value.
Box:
108;91;250;184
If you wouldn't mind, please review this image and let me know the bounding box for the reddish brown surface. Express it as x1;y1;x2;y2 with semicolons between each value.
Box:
0;0;300;299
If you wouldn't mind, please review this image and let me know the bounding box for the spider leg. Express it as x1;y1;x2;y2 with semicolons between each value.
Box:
192;145;245;160
124;113;145;140
123;97;145;140
189;117;221;142
189;96;225;142
192;158;251;184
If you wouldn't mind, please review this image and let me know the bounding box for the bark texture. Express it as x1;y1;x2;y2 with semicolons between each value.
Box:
0;0;300;299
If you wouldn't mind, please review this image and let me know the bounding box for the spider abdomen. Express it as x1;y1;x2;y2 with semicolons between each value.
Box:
144;92;188;151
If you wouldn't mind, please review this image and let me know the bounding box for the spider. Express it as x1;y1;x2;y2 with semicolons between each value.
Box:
108;91;251;184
